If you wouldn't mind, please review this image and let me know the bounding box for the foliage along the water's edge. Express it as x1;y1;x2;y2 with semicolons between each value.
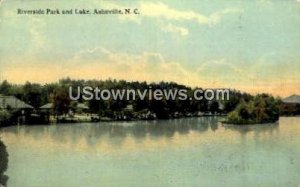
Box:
0;78;281;123
0;139;8;186
226;94;281;124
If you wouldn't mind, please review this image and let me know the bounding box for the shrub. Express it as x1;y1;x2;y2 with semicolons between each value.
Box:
0;110;11;123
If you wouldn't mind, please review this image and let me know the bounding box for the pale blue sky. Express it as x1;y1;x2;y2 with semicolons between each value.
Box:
0;0;299;96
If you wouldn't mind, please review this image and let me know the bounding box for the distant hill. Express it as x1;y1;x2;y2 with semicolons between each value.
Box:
282;95;300;104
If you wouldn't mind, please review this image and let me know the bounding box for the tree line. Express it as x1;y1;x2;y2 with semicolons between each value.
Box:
0;78;281;122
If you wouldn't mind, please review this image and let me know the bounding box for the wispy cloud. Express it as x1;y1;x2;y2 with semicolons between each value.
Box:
3;48;202;86
209;8;243;25
96;1;243;27
139;2;242;25
139;2;210;24
161;23;189;36
123;2;242;36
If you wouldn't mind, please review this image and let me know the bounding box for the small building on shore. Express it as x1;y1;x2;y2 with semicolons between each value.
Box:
280;95;300;116
40;103;53;111
0;95;33;110
0;95;34;124
39;102;89;113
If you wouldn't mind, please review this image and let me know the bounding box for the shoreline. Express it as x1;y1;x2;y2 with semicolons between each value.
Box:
221;121;279;126
0;115;227;127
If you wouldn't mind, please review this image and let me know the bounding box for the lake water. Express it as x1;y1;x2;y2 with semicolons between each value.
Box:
0;117;300;187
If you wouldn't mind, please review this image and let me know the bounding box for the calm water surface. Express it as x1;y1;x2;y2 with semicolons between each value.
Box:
1;117;300;187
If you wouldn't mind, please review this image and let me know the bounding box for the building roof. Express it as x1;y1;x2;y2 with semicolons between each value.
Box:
282;95;300;104
39;103;89;110
40;103;53;109
0;95;34;109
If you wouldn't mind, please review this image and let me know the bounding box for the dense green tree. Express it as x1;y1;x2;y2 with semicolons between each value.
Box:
22;82;43;108
51;87;70;116
227;95;280;124
0;80;11;95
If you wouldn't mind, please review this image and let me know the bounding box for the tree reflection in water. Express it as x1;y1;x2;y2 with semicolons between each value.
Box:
0;117;221;148
0;139;8;186
0;117;280;151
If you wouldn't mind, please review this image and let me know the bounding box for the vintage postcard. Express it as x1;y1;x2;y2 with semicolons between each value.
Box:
0;0;300;187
